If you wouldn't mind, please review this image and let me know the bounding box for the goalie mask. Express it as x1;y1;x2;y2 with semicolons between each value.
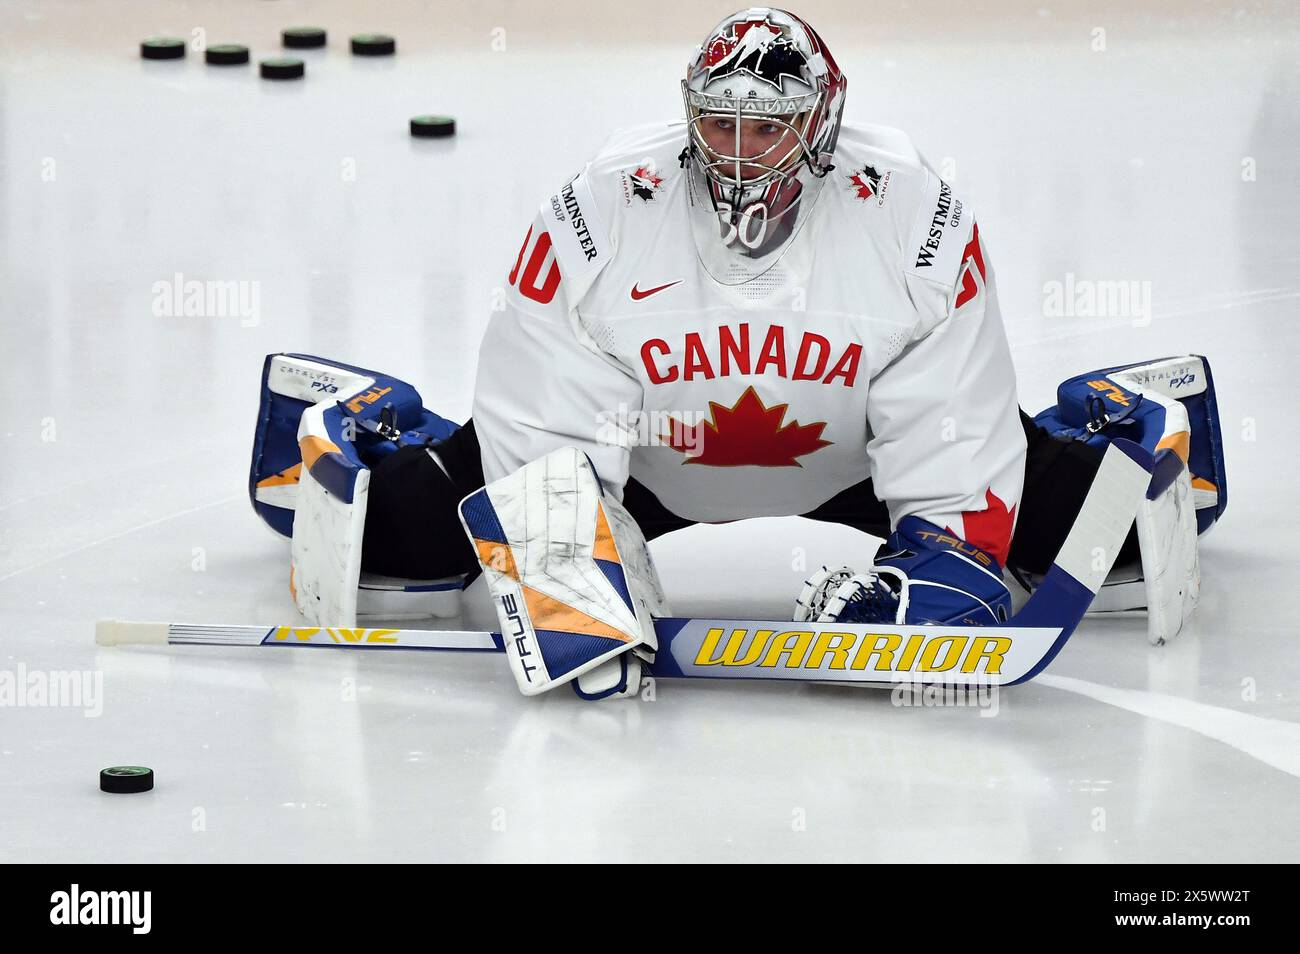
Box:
681;7;846;284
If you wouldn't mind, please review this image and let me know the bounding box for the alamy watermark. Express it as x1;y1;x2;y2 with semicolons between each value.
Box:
0;665;103;717
152;272;261;327
1043;272;1152;326
50;885;151;934
596;402;708;457
890;678;1000;717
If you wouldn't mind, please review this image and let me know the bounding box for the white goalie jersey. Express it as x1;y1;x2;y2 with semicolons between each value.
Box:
472;121;1027;565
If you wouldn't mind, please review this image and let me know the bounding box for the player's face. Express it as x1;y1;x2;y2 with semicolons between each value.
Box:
698;116;801;180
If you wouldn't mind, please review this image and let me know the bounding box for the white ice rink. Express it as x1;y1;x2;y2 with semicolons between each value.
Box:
2;0;1298;862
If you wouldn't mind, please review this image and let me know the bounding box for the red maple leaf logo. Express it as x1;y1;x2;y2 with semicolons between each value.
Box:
849;175;874;200
662;386;832;467
949;488;1016;566
847;165;882;202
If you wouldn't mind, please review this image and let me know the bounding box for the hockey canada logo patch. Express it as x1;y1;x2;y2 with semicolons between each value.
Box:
847;164;891;206
620;161;664;205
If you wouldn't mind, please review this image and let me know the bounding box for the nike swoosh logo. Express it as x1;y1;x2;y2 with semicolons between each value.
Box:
630;280;681;301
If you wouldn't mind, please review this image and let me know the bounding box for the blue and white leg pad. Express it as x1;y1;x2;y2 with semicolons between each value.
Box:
248;353;463;624
1033;354;1226;531
459;448;667;700
1034;355;1226;643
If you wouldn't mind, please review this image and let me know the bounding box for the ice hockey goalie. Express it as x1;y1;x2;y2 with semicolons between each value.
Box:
247;8;1228;698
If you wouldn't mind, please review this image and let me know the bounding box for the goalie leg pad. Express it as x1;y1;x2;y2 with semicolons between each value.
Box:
1032;354;1226;533
1088;467;1200;644
459;447;668;698
249;353;460;537
290;398;369;624
1032;355;1219;643
250;354;464;624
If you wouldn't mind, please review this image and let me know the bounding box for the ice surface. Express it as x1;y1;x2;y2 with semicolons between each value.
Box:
2;0;1298;862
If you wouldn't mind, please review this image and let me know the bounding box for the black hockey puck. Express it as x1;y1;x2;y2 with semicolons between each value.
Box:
351;33;396;56
205;44;250;66
283;27;327;49
260;57;305;80
141;37;186;60
410;115;456;138
100;766;154;794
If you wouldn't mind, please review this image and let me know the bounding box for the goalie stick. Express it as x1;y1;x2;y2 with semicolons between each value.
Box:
95;440;1156;689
